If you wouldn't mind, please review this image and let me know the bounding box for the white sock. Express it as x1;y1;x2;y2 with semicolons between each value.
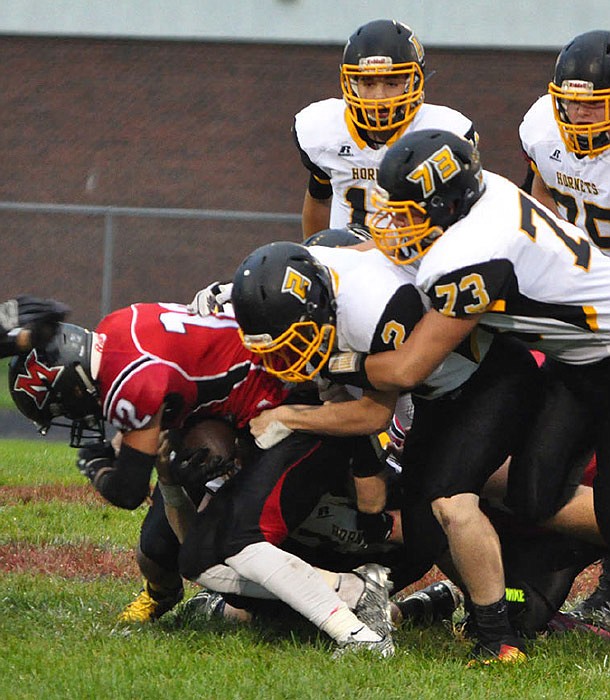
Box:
319;605;382;644
196;563;277;599
225;542;355;633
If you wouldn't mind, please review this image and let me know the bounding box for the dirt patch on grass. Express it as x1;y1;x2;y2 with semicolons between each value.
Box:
0;484;103;506
0;485;139;579
0;484;601;599
0;542;138;579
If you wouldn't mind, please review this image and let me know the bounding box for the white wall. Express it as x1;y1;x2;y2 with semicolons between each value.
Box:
1;0;609;49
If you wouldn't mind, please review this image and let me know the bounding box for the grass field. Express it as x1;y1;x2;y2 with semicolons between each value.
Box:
1;357;13;410
2;438;610;699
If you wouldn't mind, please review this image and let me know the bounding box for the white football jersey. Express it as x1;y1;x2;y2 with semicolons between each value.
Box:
520;94;610;252
416;171;610;364
295;98;474;231
309;245;493;397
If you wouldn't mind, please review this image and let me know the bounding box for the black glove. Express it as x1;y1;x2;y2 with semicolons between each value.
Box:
0;295;70;347
168;446;236;491
77;441;115;483
357;510;394;545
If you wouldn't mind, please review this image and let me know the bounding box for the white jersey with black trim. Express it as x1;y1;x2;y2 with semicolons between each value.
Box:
416;170;610;365
308;245;493;398
295;98;474;231
520;94;610;252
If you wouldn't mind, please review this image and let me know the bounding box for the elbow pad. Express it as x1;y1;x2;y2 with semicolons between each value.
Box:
95;443;155;510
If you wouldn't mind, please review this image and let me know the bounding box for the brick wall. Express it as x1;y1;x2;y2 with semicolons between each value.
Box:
1;36;555;328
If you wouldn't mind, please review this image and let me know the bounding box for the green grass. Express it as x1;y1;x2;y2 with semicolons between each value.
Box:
0;357;14;410
2;439;610;699
0;439;82;486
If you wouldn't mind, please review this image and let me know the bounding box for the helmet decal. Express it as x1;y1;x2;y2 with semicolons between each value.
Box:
281;266;312;303
406;145;462;198
408;32;425;64
13;350;63;409
370;129;485;265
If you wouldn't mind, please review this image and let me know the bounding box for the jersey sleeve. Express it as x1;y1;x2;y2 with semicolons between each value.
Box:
292;119;332;198
369;284;427;352
104;362;194;431
425;260;516;317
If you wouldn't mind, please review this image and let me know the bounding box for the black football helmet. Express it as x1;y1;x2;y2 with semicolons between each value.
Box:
231;242;337;383
303;227;368;248
340;19;426;132
9;322;104;446
370;129;486;265
549;30;610;156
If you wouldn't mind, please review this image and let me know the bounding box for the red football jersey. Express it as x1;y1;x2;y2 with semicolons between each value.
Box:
95;303;289;431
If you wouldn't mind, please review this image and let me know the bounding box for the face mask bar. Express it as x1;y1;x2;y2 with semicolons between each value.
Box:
340;62;424;132
549;81;610;156
370;189;436;265
240;322;336;383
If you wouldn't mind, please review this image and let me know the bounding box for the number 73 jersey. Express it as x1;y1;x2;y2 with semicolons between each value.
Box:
95;303;288;432
416;171;610;365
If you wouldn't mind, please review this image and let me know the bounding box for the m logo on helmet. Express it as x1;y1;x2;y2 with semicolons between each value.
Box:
13;350;63;409
281;266;311;303
407;145;461;198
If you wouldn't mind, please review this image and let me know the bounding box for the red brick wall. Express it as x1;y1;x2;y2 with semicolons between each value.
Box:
1;36;555;328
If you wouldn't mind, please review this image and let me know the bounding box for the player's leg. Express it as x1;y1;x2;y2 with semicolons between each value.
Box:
118;484;185;623
401;336;541;663
179;433;394;655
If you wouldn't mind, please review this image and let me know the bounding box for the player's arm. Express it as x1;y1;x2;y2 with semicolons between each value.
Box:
530;171;560;217
364;309;480;392
302;189;332;239
250;388;398;439
77;408;162;510
293;124;333;239
154;431;197;544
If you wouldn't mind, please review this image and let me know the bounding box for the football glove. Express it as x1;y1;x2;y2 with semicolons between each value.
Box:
0;295;69;332
187;282;233;316
77;441;115;483
168;446;236;491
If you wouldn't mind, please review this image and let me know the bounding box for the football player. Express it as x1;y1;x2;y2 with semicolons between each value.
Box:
0;295;68;358
9;305;395;656
520;30;610;623
520;30;610;253
357;127;610;651
229;238;542;664
294;19;477;239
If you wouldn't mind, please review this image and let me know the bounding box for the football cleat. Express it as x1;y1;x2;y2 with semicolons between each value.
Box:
117;580;184;624
333;628;395;659
467;638;527;667
394;579;463;626
353;563;394;637
548;611;610;640
564;567;610;632
178;587;227;622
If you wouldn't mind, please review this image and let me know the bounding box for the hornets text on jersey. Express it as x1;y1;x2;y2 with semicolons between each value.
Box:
520;94;610;252
294;98;475;231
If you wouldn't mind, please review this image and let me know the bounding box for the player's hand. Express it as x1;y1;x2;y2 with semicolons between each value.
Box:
187;282;233;316
248;408;281;439
168;446;236;491
77;441;115;483
0;295;69;336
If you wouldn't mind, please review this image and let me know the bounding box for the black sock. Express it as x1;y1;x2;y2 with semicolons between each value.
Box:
470;595;517;646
